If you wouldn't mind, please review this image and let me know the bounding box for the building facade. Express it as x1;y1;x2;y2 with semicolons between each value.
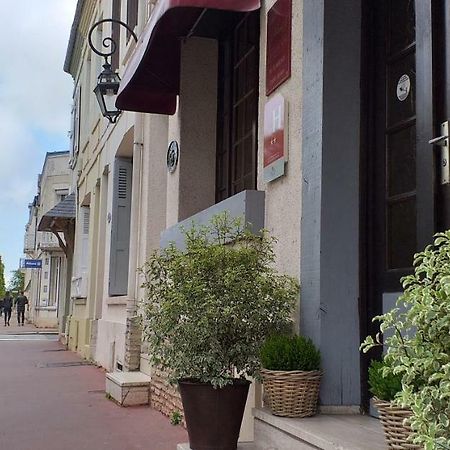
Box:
23;151;71;328
62;0;449;448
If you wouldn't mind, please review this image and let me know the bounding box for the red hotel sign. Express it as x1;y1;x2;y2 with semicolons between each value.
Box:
266;0;292;95
264;94;287;182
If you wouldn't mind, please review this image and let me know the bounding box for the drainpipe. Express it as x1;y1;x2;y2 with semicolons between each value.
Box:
124;112;144;371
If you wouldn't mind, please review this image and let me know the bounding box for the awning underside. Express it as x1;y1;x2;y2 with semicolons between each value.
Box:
38;192;76;232
116;0;260;115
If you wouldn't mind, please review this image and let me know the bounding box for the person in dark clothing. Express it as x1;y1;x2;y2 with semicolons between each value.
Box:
15;291;28;326
2;291;13;326
0;296;3;317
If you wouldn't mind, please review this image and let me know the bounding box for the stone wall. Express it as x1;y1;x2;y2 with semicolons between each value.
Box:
150;368;185;426
124;316;142;371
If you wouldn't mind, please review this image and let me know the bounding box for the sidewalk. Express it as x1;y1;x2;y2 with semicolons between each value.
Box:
0;320;58;335
0;332;187;450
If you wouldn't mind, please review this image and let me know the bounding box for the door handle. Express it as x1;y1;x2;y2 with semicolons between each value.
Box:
429;134;448;146
430;120;450;184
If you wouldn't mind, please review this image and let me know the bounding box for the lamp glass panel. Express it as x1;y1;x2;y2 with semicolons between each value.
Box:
94;86;107;116
104;92;117;114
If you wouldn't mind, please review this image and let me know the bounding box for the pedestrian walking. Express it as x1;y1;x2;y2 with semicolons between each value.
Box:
2;291;13;326
15;291;28;326
0;296;3;317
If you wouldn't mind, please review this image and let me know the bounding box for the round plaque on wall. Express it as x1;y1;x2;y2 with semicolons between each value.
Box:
167;141;179;173
396;74;410;102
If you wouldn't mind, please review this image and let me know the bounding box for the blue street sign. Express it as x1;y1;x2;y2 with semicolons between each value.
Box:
23;259;42;269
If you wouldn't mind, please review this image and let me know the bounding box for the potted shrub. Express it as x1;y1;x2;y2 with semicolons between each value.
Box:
141;214;298;450
368;360;421;450
361;231;450;450
260;333;321;417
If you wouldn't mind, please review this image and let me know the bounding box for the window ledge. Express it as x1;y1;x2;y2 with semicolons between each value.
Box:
160;190;265;249
106;296;128;306
73;298;87;305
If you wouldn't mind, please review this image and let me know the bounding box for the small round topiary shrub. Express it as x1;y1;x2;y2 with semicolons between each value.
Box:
260;334;320;371
368;360;402;402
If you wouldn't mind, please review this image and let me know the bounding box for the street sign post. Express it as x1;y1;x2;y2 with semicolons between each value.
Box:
23;259;42;269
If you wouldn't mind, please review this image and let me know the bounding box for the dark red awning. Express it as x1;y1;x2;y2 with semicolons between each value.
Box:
116;0;260;115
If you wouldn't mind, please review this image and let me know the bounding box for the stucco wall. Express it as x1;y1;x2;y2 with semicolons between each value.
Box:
165;38;218;226
257;0;303;292
96;315;126;371
93;119;134;370
178;38;218;221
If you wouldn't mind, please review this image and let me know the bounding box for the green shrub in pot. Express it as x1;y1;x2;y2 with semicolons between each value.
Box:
367;359;420;450
259;334;321;418
140;213;298;449
368;359;402;402
361;231;450;450
260;334;321;372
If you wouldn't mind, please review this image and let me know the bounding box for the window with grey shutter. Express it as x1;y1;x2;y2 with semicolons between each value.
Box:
126;0;138;41
80;206;90;298
111;0;121;71
109;157;133;296
70;86;81;157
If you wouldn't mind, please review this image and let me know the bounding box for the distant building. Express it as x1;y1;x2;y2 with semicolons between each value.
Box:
23;151;71;328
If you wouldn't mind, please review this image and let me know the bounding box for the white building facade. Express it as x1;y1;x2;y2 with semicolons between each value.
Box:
61;0;448;448
23;151;71;328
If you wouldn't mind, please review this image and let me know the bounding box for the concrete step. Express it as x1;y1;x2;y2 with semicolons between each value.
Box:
253;408;386;450
105;371;151;406
178;444;254;450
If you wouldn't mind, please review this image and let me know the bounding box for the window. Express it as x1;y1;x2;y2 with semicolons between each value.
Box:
109;158;133;296
216;13;260;202
111;0;121;70
79;206;91;298
55;189;69;204
48;256;61;307
126;0;138;40
43;285;48;293
70;86;81;157
44;271;49;280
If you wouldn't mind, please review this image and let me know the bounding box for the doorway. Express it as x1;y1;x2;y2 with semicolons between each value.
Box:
361;0;447;410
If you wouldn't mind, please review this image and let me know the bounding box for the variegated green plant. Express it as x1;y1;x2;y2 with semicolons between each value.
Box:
361;231;450;450
141;213;298;389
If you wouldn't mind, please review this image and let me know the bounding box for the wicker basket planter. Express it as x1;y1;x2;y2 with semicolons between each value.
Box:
261;368;322;417
373;398;422;450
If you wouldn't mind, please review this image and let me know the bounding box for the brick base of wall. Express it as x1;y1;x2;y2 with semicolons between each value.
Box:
151;369;185;427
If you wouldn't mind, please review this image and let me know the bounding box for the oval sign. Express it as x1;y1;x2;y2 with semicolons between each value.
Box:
396;74;410;102
167;141;179;173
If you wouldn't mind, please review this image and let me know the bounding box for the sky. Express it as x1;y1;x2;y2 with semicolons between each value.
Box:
0;0;78;285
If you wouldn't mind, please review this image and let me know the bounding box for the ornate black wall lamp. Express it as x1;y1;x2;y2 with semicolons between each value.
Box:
88;19;138;123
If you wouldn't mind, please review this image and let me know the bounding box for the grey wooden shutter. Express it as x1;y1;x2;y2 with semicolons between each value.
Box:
126;0;138;40
80;206;90;297
111;0;121;71
109;158;133;296
70;86;81;157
